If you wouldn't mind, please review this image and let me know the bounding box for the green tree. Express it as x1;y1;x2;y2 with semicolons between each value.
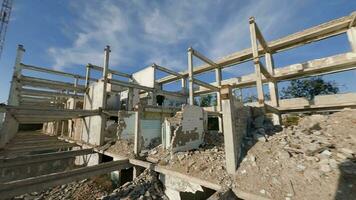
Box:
199;94;217;107
281;77;339;100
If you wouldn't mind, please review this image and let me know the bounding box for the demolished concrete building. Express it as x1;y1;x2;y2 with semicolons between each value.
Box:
0;11;356;200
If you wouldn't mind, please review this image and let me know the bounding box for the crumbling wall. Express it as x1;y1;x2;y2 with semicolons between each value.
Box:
110;111;161;148
163;105;204;153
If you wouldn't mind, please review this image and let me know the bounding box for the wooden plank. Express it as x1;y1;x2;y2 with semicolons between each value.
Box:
0;148;93;168
0;159;131;199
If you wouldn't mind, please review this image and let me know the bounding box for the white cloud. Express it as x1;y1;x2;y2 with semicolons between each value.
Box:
48;0;302;74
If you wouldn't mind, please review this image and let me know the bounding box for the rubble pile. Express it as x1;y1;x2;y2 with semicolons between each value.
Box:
15;176;112;200
102;169;168;200
235;109;356;200
147;109;356;199
107;139;135;158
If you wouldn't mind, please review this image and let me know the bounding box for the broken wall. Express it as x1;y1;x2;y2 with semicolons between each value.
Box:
115;111;162;148
163;105;205;153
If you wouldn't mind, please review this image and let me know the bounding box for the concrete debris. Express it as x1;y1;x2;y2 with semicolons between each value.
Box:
235;109;356;200
102;169;168;200
15;176;112;200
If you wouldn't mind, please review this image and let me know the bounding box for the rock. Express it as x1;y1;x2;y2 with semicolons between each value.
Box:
278;150;290;160
254;133;267;142
320;150;332;157
336;153;347;160
340;148;353;155
320;164;331;173
296;164;306;172
260;189;266;195
329;159;338;169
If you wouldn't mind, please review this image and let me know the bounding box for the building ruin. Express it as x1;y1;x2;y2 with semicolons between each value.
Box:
0;11;356;199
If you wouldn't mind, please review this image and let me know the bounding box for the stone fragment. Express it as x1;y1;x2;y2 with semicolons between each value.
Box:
340;148;353;155
254;133;267;142
320;164;331;173
320;150;332;157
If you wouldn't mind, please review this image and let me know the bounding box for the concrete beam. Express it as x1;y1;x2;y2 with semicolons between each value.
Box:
195;52;356;94
88;63;132;78
157;13;354;84
153;64;184;78
21;63;96;81
191;48;219;68
21;88;84;99
0;159;131;199
20;76;85;92
0;148;93;168
193;79;219;92
1;143;78;156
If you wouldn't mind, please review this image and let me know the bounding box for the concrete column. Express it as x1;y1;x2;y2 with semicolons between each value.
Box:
188;48;194;105
347;27;356;52
215;67;223;133
265;53;281;125
181;77;186;94
85;64;91;88
133;105;142;156
221;86;239;174
102;45;111;109
127;87;134;111
249;18;264;106
1;45;25;148
74;77;79;94
8;45;25;106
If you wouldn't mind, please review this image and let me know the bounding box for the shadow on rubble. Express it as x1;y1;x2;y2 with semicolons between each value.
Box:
334;158;356;200
239;110;283;164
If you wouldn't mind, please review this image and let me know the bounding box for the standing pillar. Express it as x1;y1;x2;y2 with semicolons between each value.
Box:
134;105;142;156
347;27;356;52
102;45;110;110
187;48;194;105
181;77;186;94
265;53;281;125
215;67;223;132
249;17;264;106
1;45;25;147
8;45;25;106
85;64;91;88
221;85;240;174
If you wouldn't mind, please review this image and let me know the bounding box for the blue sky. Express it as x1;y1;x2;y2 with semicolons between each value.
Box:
0;0;356;102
